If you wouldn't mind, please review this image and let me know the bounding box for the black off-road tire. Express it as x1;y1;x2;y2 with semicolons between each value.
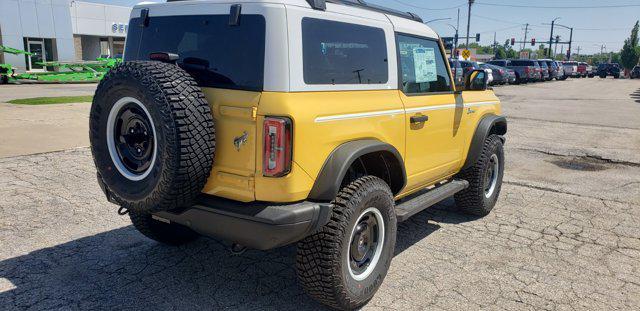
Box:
454;134;504;216
129;211;199;245
296;176;397;310
90;61;215;213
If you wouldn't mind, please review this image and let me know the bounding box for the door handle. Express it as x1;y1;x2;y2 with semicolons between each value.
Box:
410;115;429;123
467;107;476;114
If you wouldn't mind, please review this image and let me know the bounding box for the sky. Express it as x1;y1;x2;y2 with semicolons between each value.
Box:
85;0;640;54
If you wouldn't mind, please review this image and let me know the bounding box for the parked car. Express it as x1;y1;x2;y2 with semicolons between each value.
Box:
504;68;517;84
631;65;640;79
577;62;588;78
597;63;621;78
490;59;535;84
537;61;551;81
448;58;464;86
586;64;595;78
480;63;509;85
539;59;559;80
459;60;493;84
555;61;567;80
532;61;543;81
89;1;508;309
563;61;579;78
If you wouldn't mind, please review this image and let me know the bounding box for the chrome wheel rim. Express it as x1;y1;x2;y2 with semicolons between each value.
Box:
347;207;385;281
106;97;157;181
484;154;499;198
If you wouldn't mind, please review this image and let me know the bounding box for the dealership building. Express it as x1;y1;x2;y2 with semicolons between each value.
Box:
0;0;131;73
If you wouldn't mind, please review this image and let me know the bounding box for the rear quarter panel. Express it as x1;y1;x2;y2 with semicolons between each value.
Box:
255;90;406;202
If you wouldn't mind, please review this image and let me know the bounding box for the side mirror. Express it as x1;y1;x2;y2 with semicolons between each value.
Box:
464;69;489;91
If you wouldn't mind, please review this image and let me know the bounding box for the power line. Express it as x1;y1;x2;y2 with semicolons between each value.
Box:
474;14;545;28
478;24;523;34
574;27;632;31
476;2;640;9
388;0;466;10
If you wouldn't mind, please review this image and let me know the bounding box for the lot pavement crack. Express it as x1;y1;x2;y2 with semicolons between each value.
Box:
503;180;631;205
511;147;640;167
504;116;640;131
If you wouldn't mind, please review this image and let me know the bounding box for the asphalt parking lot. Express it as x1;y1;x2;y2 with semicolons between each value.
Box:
1;78;639;310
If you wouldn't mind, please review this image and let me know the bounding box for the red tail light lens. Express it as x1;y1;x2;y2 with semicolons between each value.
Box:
263;117;292;177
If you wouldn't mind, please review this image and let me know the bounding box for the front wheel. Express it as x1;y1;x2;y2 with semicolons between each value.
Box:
455;134;504;216
296;176;397;310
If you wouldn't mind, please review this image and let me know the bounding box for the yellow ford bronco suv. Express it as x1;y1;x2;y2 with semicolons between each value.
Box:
89;0;506;309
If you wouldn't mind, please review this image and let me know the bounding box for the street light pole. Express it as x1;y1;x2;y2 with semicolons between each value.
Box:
465;0;474;48
446;23;459;57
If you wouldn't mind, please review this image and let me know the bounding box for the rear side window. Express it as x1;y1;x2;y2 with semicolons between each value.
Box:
125;15;266;91
397;34;452;94
510;60;532;66
488;60;507;66
302;18;388;85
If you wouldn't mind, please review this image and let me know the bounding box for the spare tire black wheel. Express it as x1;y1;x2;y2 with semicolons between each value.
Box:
90;61;215;213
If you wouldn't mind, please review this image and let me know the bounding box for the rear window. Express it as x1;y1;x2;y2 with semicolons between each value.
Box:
510;60;532;66
488;60;507;66
459;61;476;68
302;18;388;85
124;15;266;91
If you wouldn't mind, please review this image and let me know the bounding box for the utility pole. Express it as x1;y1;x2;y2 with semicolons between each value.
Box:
493;32;497;55
521;23;529;52
465;0;474;48
455;8;460;56
567;27;573;60
548;18;560;58
576;46;581;59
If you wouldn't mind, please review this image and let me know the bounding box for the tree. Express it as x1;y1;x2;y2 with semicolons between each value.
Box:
620;21;639;73
495;47;506;59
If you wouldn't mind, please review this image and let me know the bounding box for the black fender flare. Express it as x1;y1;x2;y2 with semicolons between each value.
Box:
307;140;406;202
462;114;507;170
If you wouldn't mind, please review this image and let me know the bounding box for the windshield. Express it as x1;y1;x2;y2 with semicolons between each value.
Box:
125;15;266;91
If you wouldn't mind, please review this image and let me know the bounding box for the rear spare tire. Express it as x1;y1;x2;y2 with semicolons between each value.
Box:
90;61;215;213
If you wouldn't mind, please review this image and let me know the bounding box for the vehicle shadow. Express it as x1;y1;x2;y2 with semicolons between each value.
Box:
631;88;640;103
0;200;477;310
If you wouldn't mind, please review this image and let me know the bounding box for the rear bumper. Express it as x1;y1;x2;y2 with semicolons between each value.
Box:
154;195;332;250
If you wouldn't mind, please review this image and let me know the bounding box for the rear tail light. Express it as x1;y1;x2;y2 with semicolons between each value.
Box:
263;117;292;177
524;67;530;73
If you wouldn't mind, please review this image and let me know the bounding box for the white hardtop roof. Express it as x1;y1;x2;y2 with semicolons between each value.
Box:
135;0;439;39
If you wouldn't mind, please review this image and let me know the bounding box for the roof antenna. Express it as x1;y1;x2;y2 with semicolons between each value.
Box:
229;4;242;26
306;0;326;10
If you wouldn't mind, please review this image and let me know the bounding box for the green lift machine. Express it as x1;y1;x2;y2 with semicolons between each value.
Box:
0;45;33;84
1;44;121;84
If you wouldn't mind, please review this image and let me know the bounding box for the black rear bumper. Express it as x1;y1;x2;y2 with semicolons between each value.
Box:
154;195;332;250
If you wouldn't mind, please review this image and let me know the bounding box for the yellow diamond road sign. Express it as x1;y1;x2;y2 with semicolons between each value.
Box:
462;49;471;60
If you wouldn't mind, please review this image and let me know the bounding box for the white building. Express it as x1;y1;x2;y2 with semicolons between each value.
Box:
0;0;131;73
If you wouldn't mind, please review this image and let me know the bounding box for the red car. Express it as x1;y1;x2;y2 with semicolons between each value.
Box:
577;62;588;78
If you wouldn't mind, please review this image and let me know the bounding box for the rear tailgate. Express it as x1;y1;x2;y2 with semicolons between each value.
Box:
124;6;268;202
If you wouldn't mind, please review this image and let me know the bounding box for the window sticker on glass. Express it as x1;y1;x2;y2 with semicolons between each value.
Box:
412;47;437;83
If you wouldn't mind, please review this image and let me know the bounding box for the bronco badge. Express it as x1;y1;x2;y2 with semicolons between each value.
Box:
233;131;248;151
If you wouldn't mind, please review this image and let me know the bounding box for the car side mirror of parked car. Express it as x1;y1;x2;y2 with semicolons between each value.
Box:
464;69;489;91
